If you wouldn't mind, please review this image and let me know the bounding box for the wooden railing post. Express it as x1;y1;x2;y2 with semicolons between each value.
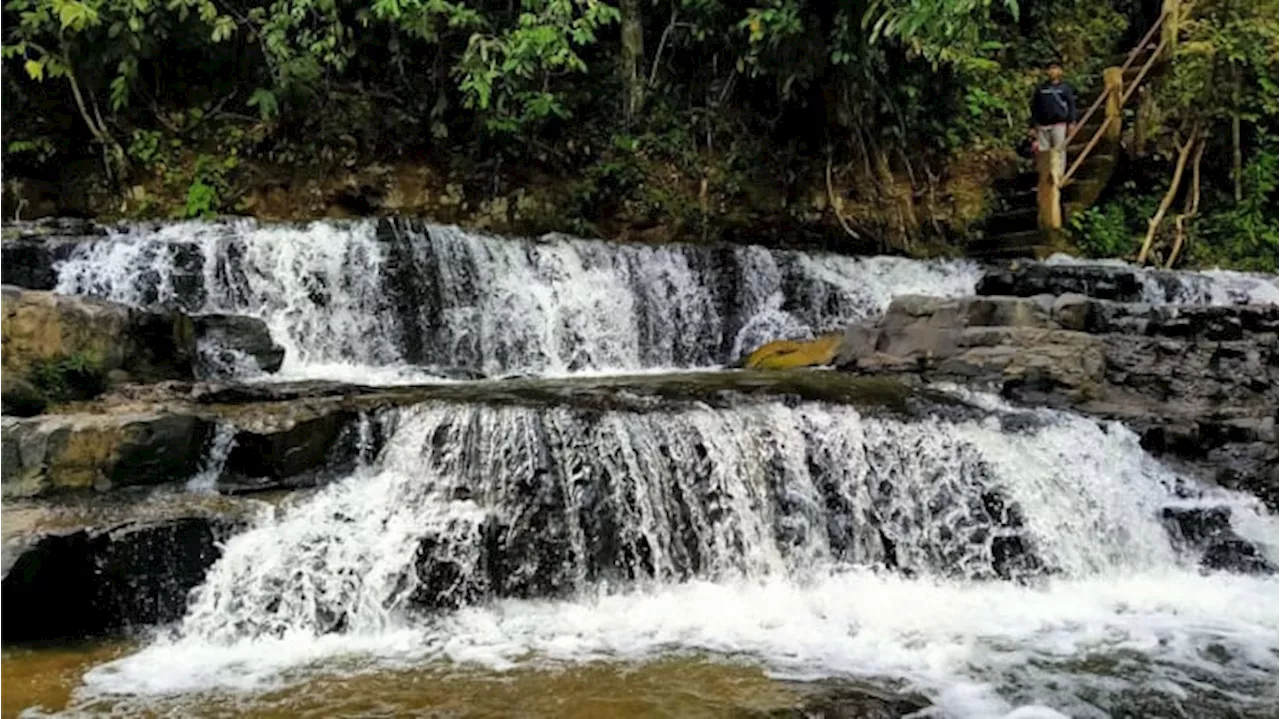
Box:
1037;148;1061;231
1103;67;1123;141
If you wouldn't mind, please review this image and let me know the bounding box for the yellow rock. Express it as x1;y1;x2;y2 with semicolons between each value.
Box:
741;333;843;370
1;286;195;382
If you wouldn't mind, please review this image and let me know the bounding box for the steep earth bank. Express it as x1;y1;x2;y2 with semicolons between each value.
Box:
3;148;999;257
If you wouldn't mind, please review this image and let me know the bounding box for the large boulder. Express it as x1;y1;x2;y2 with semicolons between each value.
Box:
217;402;386;493
838;296;1106;403
0;219;105;290
2;413;209;498
2;285;197;388
194;314;286;376
1;493;257;641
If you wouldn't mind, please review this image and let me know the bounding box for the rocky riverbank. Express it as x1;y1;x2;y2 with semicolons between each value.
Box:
836;268;1279;508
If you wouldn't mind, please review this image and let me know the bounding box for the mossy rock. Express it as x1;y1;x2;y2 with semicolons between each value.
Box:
740;334;843;370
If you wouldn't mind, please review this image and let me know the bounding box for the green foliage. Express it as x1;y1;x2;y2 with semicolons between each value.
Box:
1067;178;1165;259
866;0;1016;71
1186;139;1279;271
127;128;165;166
5;136;57;165
182;152;238;218
1166;0;1278;129
1069;203;1136;258
457;0;620;135
28;352;107;403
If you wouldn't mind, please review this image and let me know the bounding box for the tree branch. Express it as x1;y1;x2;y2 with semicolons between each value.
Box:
1137;126;1198;264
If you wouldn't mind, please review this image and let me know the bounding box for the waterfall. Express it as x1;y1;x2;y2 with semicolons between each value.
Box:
51;219;981;380
80;394;1277;716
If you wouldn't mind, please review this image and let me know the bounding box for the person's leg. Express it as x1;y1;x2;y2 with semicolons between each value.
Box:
1049;123;1067;185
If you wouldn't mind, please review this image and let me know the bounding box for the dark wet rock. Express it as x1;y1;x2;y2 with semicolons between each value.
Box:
194;314;286;375
2;413;209;498
1;493;259;642
0;219;106;290
1160;506;1276;574
978;262;1149;302
743;680;931;719
217;405;388;494
1;374;47;417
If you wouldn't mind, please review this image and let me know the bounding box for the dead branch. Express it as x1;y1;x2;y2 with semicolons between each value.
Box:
1137;127;1198;264
1165;136;1206;268
826;151;861;242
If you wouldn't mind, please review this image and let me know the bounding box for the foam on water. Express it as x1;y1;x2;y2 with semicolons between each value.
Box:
73;397;1279;717
51;219;980;380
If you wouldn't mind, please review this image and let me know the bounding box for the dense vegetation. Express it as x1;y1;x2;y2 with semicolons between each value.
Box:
2;0;1276;267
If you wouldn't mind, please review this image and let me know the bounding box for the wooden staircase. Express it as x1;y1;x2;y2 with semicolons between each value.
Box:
968;10;1174;260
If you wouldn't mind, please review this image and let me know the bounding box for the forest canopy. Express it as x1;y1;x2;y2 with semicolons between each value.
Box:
2;0;1276;268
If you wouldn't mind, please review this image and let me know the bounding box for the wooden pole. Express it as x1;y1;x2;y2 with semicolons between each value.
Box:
1037;146;1061;231
1103;67;1123;141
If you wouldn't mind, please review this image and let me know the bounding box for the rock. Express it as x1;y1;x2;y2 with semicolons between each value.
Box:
978;263;1146;302
740;334;843;369
2;286;197;387
194;314;286;376
1051;292;1091;331
0;219;105;290
1160;506;1276;574
2;413;209;498
750;680;931;719
838;297;1105;402
1;493;258;641
837;294;1278;505
1;374;46;417
218;404;386;493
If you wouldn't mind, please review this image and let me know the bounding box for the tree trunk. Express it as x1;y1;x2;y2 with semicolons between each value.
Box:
620;0;644;124
64;49;128;184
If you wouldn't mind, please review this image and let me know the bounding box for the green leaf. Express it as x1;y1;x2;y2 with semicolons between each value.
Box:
247;87;279;119
23;58;44;81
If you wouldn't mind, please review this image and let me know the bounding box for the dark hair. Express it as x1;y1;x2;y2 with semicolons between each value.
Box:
1047;60;1063;69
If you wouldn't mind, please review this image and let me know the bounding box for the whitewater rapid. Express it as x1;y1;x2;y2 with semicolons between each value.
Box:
73;396;1279;719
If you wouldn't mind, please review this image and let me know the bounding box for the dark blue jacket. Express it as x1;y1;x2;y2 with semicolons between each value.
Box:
1030;81;1077;126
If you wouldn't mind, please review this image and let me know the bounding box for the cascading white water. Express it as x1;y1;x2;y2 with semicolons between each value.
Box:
51;219;981;380
185;423;237;493
80;395;1278;717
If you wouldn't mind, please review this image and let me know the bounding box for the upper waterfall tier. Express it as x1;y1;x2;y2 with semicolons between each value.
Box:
48;218;980;379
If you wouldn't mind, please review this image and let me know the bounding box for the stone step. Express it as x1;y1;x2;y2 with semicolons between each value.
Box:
984;208;1039;235
966;230;1049;260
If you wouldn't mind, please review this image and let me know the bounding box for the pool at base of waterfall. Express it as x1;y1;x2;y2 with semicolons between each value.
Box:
6;569;1277;719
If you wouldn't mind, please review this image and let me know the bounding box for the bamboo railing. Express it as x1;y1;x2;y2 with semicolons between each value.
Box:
1037;5;1176;231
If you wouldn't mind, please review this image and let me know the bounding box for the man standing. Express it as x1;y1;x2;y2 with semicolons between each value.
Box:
1030;61;1078;186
